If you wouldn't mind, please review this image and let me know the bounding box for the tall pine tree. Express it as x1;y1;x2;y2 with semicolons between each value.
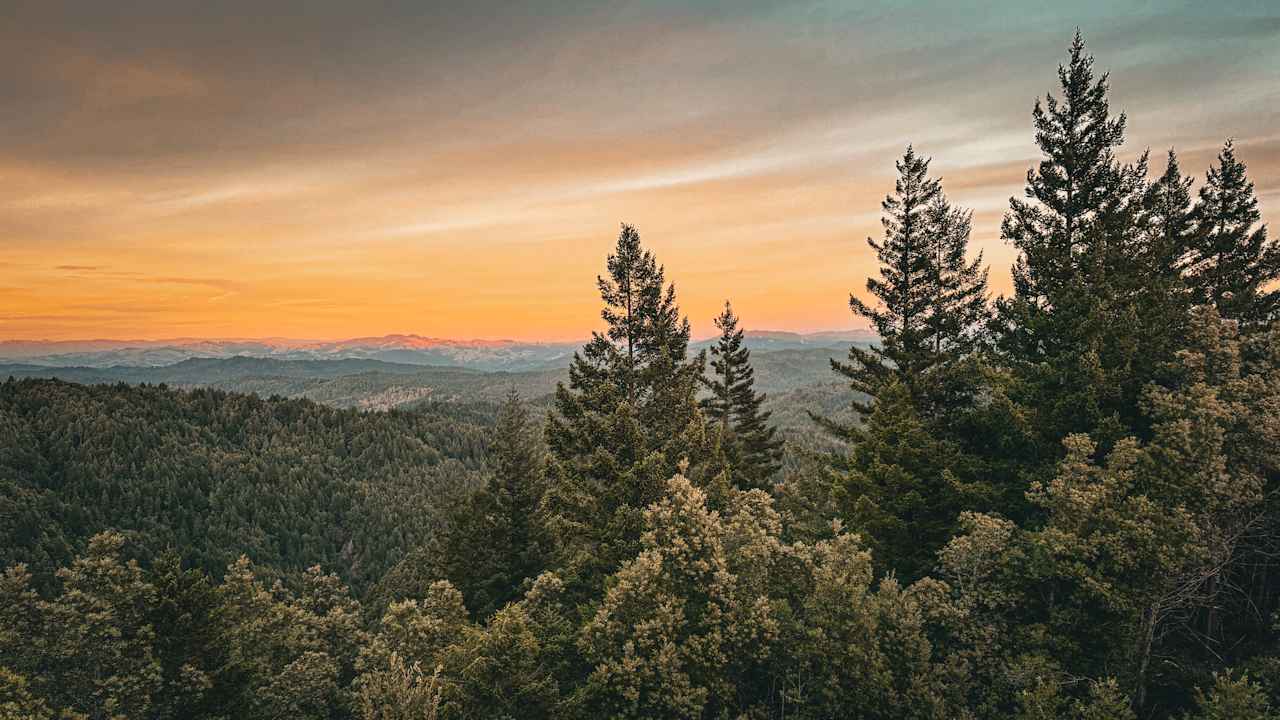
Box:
1133;150;1198;384
832;145;989;421
823;148;988;579
1188;139;1280;325
700;302;783;490
539;224;708;590
837;145;939;416
923;192;990;362
993;32;1160;450
1144;150;1196;284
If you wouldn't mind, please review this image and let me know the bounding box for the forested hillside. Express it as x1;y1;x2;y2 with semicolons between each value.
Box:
0;344;860;423
0;358;567;410
3;34;1280;720
0;379;491;593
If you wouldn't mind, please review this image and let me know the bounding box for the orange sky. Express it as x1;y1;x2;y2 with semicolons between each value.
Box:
2;2;1277;341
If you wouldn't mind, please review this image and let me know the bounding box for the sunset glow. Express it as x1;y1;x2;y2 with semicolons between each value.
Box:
3;1;1277;341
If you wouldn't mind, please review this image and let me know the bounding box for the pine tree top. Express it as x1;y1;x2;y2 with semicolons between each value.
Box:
1005;31;1129;294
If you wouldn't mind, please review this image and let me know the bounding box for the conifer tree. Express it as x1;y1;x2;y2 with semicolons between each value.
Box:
823;149;989;580
829;379;966;581
701;301;783;489
539;224;708;589
1132;150;1198;387
487;391;546;571
923;191;990;363
435;390;547;618
832;146;988;421
1000;32;1128;301
1188;140;1280;324
1145;150;1196;283
1184;673;1278;720
837;146;940;416
920;179;992;414
993;32;1156;448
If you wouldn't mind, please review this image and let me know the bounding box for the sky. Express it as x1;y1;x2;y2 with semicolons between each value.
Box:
2;1;1277;342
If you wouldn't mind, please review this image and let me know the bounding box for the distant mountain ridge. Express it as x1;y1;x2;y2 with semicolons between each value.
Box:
0;335;579;371
1;329;874;370
0;342;861;419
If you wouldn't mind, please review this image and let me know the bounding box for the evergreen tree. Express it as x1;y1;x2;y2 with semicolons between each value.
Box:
540;224;708;589
215;557;364;719
919;176;992;415
1115;149;1201;408
828;380;966;581
1145;150;1197;286
701;301;783;489
837;146;941;416
0;667;56;720
1188;140;1280;324
148;551;222;719
1076;679;1138;720
1142;151;1197;322
922;185;990;364
5;533;165;720
581;474;949;719
822;148;990;579
1183;673;1279;720
358;575;572;720
436;390;547;618
1000;31;1128;302
832;145;989;422
993;32;1157;450
355;653;442;720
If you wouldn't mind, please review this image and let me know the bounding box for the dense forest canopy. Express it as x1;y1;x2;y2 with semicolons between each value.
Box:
0;379;492;594
4;33;1280;720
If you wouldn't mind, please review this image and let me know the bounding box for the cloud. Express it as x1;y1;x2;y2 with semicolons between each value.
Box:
68;303;176;314
3;1;1277;340
147;277;241;292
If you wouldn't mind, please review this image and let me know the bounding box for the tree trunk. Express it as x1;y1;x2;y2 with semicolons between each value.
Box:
1134;603;1157;711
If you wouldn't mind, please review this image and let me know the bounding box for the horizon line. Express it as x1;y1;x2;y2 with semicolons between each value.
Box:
0;326;879;348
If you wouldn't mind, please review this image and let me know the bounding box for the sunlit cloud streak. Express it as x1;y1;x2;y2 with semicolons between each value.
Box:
1;1;1277;340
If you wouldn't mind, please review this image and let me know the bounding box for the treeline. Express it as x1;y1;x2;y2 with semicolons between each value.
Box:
4;32;1280;719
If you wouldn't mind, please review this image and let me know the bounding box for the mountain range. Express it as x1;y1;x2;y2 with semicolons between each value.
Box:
0;330;875;371
0;332;871;432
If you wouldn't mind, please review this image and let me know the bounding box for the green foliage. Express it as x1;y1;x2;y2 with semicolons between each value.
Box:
541;224;711;589
0;667;57;720
33;532;163;718
1075;678;1138;720
430;390;549;618
701;301;784;489
828;380;966;580
833;145;989;419
1183;672;1279;720
993;31;1170;454
1188;140;1280;325
822;146;993;583
358;575;573;720
580;474;778;718
581;473;949;719
355;653;442;720
214;557;365;718
0;378;489;594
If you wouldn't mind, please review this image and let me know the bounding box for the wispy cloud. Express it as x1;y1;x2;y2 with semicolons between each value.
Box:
2;1;1277;340
147;277;241;292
